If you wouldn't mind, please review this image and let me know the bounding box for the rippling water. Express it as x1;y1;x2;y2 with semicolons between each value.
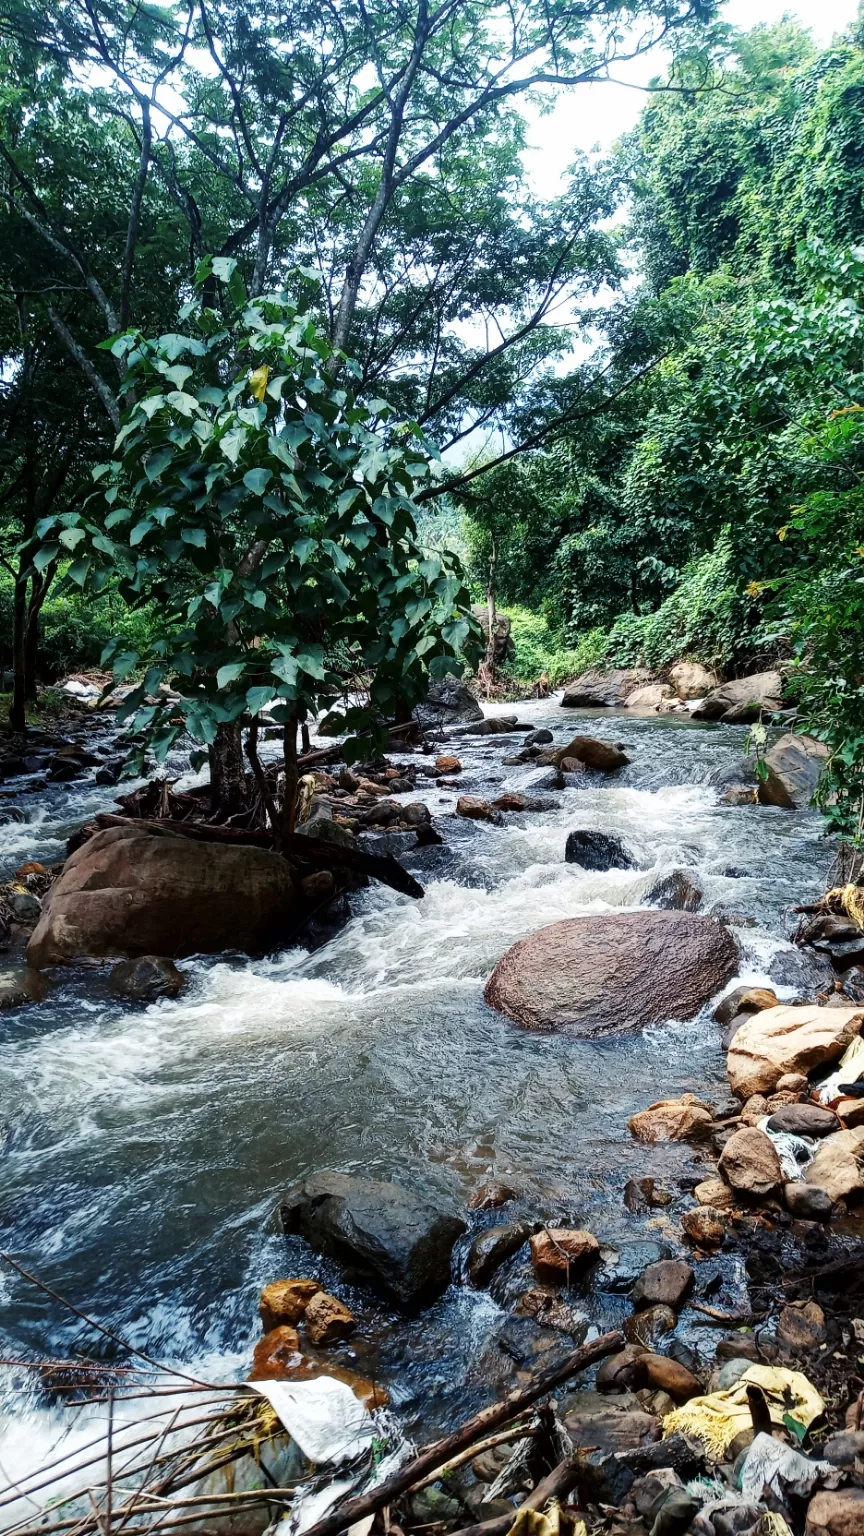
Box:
0;698;837;1488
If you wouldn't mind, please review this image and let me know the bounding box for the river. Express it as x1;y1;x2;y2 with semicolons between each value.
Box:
0;695;836;1491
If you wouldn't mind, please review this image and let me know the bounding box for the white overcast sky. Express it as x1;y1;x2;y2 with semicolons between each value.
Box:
524;0;860;195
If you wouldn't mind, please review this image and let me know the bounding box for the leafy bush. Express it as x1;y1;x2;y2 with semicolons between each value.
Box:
0;574;157;680
504;606;607;686
602;532;757;671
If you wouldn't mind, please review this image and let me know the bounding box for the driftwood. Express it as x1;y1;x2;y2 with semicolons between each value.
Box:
448;1451;586;1536
301;1332;623;1536
94;813;425;899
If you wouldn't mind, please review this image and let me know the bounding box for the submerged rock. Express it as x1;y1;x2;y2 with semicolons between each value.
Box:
280;1170;466;1307
27;824;301;966
0;964;46;1009
109;955;185;1000
565;829;636;870
467;1221;531;1287
484;911;737;1037
561;667;654;708
644;870;702;912
551;736;630;771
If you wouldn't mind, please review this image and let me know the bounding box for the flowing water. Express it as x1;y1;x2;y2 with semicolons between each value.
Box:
0;698;838;1492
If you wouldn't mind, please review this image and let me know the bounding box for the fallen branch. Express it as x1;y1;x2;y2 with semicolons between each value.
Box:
93;814;425;899
301;1332;623;1536
410;1426;535;1492
447;1449;586;1536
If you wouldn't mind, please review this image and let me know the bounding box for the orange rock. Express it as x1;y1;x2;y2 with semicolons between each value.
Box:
249;1325;302;1378
304;1291;356;1346
681;1208;726;1248
357;780;390;798
259;1278;321;1331
456;795;494;821
530;1228;599;1284
435;755;462;774
15;861;47;877
248;1328;388;1408
628;1099;713;1143
492;794;526;812
694;1179;735;1211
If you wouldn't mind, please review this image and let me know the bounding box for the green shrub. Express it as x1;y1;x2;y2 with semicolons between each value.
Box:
0;573;157;680
503;606;607;686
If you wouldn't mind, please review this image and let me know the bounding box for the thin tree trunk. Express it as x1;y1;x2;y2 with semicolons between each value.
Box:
478;534;498;700
9;569;27;732
23;606;39;701
208;722;247;820
281;716;299;843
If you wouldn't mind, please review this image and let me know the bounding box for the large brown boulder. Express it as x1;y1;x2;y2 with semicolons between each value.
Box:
691;670;783;723
758;732;830;809
561;668;654;708
484;910;737;1037
27;824;301;966
806;1490;864;1536
669;661;718;700
551;736;630;771
726;1005;864;1099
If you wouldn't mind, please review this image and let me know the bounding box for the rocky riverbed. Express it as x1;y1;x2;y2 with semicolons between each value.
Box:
0;691;860;1534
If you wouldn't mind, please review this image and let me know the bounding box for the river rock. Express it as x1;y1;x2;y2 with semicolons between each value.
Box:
280;1170;466;1307
726;1004;864;1098
714;986;779;1027
777;1300;825;1351
259;1278;322;1330
784;1182;834;1222
468;1180;518;1210
805;1489;864;1535
719;1127;783;1196
691;670;783;723
563;1391;661;1452
456;795;495;822
633;1354;701;1403
694;1179;736;1211
249;1326;388;1408
632;1260;693;1311
643;870;702;911
625;683;675;710
530;1228;599;1283
822;1432;864;1468
435;755;461;774
680;1208;726;1248
484;911;737;1037
627;1097;714;1143
7;888;41;923
26;825;302;966
767;1103;839;1137
561;668;654;708
467;1221;530;1287
303;1290;356;1345
551;736;630;771
670;661;718;700
109;955;185;1000
596;1345;648;1392
758;732;830;809
0;964;46;1009
625;1304;678;1347
564;830;635;870
804;1127;864;1203
414;678;483;729
525;729;553;746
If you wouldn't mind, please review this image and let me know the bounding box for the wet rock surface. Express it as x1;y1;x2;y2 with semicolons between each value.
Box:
485;911;738;1036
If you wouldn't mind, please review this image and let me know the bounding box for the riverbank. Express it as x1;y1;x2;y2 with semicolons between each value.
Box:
0;692;857;1531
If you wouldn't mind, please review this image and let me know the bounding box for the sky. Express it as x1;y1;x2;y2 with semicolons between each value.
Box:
524;0;860;196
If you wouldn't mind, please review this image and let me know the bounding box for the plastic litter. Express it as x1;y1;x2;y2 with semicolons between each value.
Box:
249;1377;410;1536
739;1431;831;1503
663;1365;824;1459
818;1034;864;1104
757;1118;816;1179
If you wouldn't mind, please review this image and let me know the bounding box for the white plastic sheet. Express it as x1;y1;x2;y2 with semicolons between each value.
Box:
252;1378;376;1465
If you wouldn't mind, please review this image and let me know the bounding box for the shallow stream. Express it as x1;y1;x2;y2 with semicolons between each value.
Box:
0;697;838;1490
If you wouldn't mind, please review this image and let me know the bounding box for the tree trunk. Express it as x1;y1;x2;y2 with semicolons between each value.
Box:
9;569;28;733
281;716;299;843
208;721;247;820
24;602;40;701
478;535;498;700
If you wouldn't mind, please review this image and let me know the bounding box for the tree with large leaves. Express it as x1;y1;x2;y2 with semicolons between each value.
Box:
38;263;479;823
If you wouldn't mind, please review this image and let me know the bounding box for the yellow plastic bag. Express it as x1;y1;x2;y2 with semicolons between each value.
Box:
663;1364;823;1460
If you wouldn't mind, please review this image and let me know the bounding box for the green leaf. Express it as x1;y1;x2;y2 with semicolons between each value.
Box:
165;365;193;389
129;519;154;546
138;394;166;420
33;543;59;573
145;448;173;482
59;527;86;550
67;555;92;586
243;468;273;495
181;527;207;547
246;685;275;713
322;538;351;572
216;662;246;688
293;537;317;565
297;646;326;679
272;652;299;686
